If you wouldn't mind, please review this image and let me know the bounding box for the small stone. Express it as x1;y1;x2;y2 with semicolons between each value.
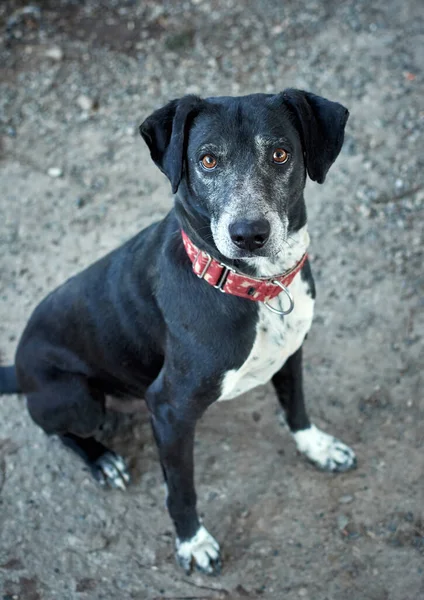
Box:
45;46;63;61
125;125;137;136
67;534;79;547
358;204;371;218
76;95;95;111
404;71;416;81
47;167;63;178
299;589;308;597
339;494;354;504
271;24;284;35
337;514;350;530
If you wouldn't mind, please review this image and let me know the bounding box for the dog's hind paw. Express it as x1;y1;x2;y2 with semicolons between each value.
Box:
293;424;357;473
176;525;221;575
91;451;131;490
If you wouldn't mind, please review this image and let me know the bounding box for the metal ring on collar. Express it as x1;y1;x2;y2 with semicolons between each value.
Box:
264;281;294;315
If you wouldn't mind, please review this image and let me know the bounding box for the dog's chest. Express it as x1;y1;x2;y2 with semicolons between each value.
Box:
218;273;314;401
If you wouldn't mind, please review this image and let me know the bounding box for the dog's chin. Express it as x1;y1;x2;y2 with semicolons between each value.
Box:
241;251;279;262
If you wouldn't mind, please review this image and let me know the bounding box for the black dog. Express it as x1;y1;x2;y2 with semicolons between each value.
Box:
0;89;356;574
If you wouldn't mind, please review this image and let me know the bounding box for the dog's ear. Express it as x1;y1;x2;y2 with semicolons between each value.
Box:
281;89;349;184
139;95;202;193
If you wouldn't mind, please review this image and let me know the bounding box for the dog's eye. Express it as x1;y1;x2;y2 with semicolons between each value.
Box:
201;154;217;170
272;149;289;164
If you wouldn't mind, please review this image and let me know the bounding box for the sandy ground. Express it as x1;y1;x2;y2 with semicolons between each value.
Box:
0;1;423;599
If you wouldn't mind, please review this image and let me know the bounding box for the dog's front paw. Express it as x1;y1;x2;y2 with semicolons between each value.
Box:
176;525;221;575
293;424;357;472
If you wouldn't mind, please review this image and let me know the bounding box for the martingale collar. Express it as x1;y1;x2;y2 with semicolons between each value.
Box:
181;230;307;315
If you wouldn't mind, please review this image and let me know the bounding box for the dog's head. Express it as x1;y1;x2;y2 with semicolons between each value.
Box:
140;90;348;261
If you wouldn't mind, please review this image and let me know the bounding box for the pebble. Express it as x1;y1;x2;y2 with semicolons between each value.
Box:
47;167;63;178
67;534;80;547
358;204;371;218
76;94;95;111
337;514;350;530
45;46;63;61
339;494;354;504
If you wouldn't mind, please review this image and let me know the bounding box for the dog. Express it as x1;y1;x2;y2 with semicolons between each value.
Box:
0;89;356;574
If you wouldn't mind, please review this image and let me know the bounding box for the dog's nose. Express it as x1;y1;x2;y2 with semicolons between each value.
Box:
229;218;271;251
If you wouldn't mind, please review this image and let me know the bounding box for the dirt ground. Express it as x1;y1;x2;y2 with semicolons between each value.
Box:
0;1;423;599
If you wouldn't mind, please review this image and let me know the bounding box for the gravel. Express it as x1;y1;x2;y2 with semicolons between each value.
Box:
0;1;423;599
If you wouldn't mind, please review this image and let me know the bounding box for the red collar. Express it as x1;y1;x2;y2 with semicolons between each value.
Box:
181;230;307;304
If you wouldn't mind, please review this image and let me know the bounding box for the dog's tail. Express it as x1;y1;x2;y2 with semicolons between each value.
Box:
0;365;21;394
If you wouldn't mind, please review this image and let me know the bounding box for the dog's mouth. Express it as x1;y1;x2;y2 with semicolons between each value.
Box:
217;245;281;261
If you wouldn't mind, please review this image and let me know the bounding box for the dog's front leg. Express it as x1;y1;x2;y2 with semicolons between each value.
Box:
146;377;221;575
273;346;357;472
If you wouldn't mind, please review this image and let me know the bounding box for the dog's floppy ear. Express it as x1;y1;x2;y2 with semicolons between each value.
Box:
282;89;349;184
139;95;202;193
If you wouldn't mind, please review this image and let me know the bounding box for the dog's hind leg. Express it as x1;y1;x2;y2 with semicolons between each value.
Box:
60;433;130;490
25;373;130;488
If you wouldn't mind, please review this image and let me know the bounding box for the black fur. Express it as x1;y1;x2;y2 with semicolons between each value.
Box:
0;90;348;573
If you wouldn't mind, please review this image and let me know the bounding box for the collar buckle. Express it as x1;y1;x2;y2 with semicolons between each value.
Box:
214;264;235;292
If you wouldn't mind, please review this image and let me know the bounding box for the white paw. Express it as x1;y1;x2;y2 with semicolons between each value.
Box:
293;424;357;472
92;451;130;490
176;525;221;575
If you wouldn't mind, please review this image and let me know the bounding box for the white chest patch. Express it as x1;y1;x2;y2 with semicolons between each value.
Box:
218;270;314;401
